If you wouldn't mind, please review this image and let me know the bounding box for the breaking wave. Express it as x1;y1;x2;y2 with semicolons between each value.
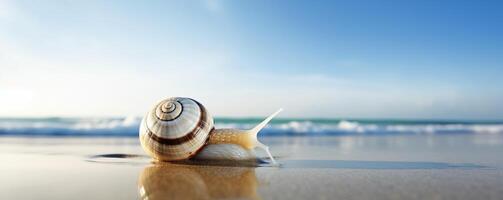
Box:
261;120;503;136
0;117;502;137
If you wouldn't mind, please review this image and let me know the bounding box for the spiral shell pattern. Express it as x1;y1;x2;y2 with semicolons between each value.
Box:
139;97;214;161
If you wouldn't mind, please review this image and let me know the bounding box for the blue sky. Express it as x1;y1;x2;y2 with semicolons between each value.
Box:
0;0;502;119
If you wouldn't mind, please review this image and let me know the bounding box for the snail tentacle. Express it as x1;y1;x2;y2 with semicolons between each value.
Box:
208;109;282;164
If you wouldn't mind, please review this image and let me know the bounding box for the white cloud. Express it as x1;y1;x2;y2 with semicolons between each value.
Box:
0;17;236;117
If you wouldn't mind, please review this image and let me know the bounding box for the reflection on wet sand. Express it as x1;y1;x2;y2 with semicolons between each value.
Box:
138;163;259;200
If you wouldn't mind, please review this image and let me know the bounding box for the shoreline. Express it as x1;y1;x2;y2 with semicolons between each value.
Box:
1;135;503;199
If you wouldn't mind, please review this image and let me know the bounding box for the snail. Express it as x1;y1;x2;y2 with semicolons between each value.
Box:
139;97;281;164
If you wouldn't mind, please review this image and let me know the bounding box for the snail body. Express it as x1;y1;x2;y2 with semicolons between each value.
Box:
194;144;256;161
139;97;280;164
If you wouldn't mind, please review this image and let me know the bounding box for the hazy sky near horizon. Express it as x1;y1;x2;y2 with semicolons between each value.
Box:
1;0;502;119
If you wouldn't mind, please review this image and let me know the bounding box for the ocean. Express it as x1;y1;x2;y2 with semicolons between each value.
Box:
1;117;502;137
2;117;503;200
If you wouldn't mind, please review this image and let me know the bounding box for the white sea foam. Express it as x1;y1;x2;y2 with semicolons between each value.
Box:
259;120;503;135
72;116;141;130
0;118;502;136
0;117;143;136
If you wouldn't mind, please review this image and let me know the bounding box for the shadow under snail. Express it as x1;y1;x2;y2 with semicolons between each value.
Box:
139;97;281;164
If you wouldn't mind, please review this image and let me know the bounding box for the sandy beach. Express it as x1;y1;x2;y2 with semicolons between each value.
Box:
1;135;502;200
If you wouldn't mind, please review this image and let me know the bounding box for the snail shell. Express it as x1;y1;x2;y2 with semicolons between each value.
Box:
139;97;281;164
139;97;214;161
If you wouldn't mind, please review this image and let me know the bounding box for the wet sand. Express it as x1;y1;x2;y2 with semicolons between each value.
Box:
1;135;503;200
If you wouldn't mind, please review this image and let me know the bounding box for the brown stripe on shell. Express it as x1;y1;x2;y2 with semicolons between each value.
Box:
161;102;176;113
155;100;184;121
146;127;215;162
147;99;210;146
